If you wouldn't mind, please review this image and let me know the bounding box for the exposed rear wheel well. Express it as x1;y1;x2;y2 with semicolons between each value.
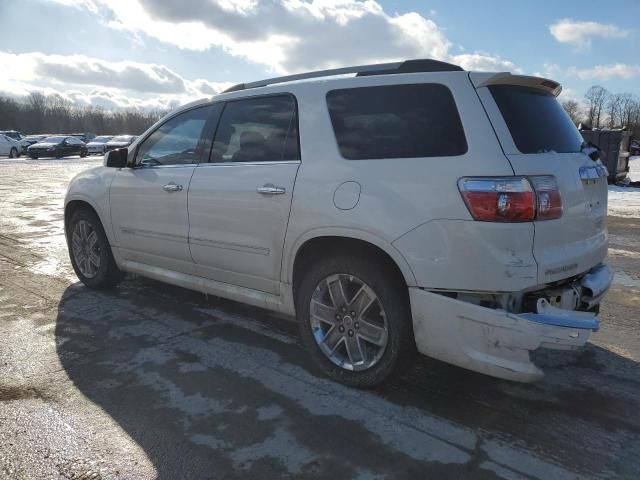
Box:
292;236;408;300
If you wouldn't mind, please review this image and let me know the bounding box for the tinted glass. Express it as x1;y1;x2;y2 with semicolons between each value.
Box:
137;106;213;166
326;84;467;160
66;137;83;144
43;136;66;143
211;95;299;163
489;85;584;154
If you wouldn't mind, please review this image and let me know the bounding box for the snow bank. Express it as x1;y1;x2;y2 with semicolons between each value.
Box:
608;156;640;218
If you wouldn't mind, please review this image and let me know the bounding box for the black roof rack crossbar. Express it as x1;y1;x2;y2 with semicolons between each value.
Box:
222;59;463;93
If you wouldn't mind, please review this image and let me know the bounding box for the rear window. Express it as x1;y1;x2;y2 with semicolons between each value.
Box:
326;84;467;160
489;85;583;154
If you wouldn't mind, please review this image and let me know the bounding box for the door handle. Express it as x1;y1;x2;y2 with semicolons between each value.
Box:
257;184;286;195
163;183;183;192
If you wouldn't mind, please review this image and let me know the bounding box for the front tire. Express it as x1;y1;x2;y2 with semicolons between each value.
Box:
296;252;415;388
68;208;124;289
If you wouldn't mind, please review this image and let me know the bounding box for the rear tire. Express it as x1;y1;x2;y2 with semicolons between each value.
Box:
68;208;124;289
295;252;415;388
9;148;17;158
29;155;38;159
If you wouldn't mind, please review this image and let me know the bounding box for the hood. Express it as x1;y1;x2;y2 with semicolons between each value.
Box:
87;142;105;147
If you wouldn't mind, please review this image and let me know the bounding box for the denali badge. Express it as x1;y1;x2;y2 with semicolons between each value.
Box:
545;263;578;276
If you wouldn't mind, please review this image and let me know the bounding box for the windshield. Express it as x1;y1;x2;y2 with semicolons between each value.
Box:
41;136;66;143
111;135;133;142
93;136;112;142
489;85;584;154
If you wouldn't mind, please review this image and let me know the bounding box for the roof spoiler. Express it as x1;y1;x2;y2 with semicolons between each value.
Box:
469;72;562;97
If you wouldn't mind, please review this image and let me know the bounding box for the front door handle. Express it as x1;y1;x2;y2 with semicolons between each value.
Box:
257;184;286;195
163;183;183;192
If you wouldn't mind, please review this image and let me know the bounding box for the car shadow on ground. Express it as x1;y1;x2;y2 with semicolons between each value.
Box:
54;278;640;479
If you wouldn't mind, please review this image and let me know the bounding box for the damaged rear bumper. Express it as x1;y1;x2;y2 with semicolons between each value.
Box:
409;264;613;382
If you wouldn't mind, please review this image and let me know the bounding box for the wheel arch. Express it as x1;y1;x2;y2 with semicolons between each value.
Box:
64;197;114;246
287;230;417;298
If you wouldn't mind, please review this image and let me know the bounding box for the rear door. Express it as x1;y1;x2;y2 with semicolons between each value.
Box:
474;74;608;284
188;94;300;295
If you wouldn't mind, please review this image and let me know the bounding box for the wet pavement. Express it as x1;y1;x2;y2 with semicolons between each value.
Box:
1;156;639;479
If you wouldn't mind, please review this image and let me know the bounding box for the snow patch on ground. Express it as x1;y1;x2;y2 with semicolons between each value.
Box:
608;156;640;218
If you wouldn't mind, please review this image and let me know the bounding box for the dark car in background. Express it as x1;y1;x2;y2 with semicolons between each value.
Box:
27;135;88;159
104;135;136;152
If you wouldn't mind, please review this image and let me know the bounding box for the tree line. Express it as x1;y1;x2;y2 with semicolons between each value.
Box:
562;86;640;137
0;92;167;136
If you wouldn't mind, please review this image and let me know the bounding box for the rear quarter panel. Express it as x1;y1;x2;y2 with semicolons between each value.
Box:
280;72;535;290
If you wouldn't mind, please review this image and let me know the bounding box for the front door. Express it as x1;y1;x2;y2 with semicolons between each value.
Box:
188;94;300;294
110;104;217;274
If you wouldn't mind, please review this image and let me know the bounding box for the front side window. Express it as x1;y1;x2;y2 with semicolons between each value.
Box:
210;95;299;163
489;85;584;154
327;83;467;160
136;106;214;166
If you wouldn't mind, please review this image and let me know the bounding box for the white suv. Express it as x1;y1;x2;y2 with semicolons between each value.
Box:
64;59;613;387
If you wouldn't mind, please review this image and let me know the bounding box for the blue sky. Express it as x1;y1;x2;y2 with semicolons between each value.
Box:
0;0;637;110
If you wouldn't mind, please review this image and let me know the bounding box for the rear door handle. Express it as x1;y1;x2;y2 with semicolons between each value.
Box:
163;183;183;192
257;184;286;195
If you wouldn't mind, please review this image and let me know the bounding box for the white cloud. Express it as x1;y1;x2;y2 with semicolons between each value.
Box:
0;51;232;110
54;0;513;74
5;1;523;110
567;64;640;81
452;53;521;73
549;19;628;48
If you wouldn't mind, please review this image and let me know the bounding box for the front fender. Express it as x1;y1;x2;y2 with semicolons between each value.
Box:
65;167;117;245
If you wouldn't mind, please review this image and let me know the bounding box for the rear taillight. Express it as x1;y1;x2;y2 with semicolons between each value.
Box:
529;175;562;220
458;176;562;222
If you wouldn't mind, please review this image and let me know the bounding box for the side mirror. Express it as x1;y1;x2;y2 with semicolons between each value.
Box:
105;148;128;168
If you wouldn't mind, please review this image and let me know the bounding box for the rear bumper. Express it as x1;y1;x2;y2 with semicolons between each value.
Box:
409;264;612;382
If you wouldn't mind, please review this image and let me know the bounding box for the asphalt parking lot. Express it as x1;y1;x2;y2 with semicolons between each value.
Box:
1;156;639;479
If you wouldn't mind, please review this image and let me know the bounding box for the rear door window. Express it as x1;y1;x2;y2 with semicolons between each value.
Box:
488;85;584;154
210;94;300;163
326;84;467;160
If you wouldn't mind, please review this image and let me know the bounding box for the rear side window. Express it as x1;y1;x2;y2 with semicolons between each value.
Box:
210;94;299;163
326;84;467;160
489;85;583;154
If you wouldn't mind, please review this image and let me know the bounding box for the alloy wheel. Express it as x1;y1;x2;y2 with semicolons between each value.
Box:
309;274;388;371
72;220;101;278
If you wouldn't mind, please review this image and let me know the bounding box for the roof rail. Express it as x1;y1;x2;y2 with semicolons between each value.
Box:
222;59;463;93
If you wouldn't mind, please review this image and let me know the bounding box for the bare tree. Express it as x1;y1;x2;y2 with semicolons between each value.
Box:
584;85;609;128
0;93;166;135
562;99;582;125
606;93;624;128
619;93;638;128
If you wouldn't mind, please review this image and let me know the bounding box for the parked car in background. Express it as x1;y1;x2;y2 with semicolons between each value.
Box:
20;134;49;154
28;135;88;159
0;134;22;158
104;135;136;152
0;130;23;141
631;140;640;156
70;133;97;143
64;59;613;387
86;135;113;155
0;130;31;153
